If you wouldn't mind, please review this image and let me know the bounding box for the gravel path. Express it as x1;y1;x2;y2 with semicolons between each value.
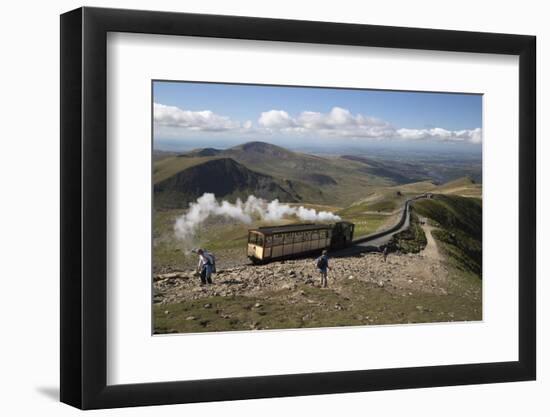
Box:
420;221;442;262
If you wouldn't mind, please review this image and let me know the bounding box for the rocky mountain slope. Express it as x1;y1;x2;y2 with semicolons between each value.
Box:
153;142;392;208
154;157;302;208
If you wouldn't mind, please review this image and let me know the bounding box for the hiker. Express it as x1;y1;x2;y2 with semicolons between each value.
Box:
315;249;330;288
383;246;389;262
195;248;215;285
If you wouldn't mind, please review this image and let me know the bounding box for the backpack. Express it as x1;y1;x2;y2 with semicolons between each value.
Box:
316;255;328;270
205;251;216;273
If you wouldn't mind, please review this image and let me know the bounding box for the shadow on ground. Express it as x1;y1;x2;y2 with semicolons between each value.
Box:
35;386;59;401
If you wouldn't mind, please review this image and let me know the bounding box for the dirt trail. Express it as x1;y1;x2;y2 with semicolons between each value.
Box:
419;220;442;262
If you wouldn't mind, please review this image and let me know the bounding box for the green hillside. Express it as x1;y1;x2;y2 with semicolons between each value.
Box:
413;195;482;276
153;155;220;184
153;141;394;207
153;143;482;209
347;176;480;217
154;158;312;209
223;142;392;206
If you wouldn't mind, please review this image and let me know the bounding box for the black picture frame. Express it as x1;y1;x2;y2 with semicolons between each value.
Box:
60;6;536;410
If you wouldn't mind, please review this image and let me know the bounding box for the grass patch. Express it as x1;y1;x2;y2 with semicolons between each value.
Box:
154;278;482;334
433;229;482;276
367;199;399;212
339;213;390;238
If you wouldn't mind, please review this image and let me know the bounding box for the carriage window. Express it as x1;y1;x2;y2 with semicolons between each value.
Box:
294;232;303;243
283;233;293;244
248;233;257;244
265;236;272;247
303;231;311;241
311;231;319;240
257;235;264;246
272;234;283;246
319;230;326;239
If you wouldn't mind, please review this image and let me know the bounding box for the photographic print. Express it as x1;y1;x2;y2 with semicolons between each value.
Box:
152;81;482;334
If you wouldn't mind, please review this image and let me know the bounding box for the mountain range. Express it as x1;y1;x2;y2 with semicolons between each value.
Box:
153;141;480;209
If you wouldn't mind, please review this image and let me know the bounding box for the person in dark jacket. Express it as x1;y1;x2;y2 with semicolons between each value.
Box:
315;250;330;288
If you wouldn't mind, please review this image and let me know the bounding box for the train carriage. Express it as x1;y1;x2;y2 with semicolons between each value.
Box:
247;221;354;263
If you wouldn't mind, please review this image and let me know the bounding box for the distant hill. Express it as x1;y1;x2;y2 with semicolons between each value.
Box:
223;142;336;174
154;141;393;207
153;155;215;184
154;158;303;209
436;176;482;198
177;147;222;157
221;142;391;205
153;150;178;162
341;155;428;184
343;176;481;218
152;141;481;209
224;141;296;160
341;155;482;185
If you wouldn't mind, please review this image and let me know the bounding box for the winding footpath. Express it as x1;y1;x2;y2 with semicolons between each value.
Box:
419;219;442;262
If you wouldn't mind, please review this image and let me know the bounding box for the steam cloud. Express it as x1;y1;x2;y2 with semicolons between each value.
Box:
174;193;341;242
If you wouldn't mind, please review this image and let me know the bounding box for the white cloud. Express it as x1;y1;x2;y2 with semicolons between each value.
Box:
456;127;482;144
297;107;353;129
154;102;481;143
154;103;250;132
257;106;481;143
258;110;296;129
258;107;395;138
396;127;482;143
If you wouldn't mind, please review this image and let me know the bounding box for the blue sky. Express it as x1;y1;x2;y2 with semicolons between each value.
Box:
153;81;482;151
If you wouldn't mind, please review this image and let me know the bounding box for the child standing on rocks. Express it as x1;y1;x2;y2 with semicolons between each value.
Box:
315;250;330;288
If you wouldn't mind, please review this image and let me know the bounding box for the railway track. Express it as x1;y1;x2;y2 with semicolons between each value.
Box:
332;194;429;258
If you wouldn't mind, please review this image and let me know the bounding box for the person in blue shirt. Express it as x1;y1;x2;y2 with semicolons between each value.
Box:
315;249;330;288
